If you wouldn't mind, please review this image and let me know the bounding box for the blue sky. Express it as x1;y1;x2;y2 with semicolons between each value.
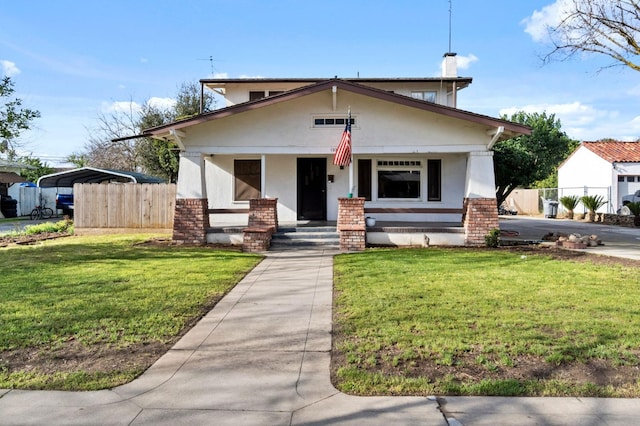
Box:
2;0;639;166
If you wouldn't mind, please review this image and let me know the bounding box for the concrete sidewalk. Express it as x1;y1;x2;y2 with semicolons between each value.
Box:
1;248;640;425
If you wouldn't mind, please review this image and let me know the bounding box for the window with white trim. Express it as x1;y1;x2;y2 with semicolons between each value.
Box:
313;116;356;127
249;90;284;101
377;160;422;199
234;159;261;201
411;91;437;103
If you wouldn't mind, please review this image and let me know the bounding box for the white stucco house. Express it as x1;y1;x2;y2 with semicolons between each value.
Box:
558;141;640;213
133;54;530;248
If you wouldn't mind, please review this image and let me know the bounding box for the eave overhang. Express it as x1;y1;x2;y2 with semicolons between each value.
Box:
141;78;531;142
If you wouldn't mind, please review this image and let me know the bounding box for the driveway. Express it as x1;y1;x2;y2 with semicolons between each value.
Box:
499;215;640;261
0;217;60;236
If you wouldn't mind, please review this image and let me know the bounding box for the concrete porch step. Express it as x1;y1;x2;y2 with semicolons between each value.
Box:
271;227;339;249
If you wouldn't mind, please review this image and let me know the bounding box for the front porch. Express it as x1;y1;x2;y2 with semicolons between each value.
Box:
172;196;496;252
206;221;465;249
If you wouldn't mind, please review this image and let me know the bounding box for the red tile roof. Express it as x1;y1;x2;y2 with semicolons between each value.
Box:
582;141;640;163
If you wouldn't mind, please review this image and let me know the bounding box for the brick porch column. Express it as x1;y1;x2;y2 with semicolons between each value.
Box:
248;198;279;231
463;198;499;246
172;151;209;245
338;197;366;251
173;198;210;244
463;151;499;246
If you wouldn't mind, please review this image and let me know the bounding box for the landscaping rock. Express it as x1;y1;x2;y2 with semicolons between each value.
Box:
554;233;602;249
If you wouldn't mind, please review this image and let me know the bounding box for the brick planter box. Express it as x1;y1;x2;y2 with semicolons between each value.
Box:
242;226;274;252
556;241;587;249
340;225;366;252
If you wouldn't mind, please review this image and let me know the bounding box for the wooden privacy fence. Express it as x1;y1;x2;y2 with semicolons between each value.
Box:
73;183;176;232
506;188;541;215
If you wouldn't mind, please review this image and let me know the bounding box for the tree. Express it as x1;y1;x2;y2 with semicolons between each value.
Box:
0;76;40;154
137;81;215;182
17;156;55;183
493;111;578;207
83;102;144;171
543;0;640;71
81;81;215;182
66;152;89;167
137;103;177;182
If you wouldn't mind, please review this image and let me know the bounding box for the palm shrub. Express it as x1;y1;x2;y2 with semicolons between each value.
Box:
559;195;580;220
625;201;640;226
580;195;607;222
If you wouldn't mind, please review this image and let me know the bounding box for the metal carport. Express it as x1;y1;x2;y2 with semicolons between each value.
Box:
37;167;165;187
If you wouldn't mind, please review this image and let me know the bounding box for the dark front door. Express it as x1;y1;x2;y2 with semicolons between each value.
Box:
297;158;326;220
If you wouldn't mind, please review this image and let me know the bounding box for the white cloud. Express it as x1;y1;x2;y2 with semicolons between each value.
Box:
148;96;176;110
212;72;228;79
500;101;603;127
103;97;176;115
103;100;142;114
522;0;573;43
436;54;478;76
498;100;640;141
456;54;478;70
1;60;21;77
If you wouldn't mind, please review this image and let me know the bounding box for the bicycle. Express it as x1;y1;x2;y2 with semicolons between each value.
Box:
30;204;54;220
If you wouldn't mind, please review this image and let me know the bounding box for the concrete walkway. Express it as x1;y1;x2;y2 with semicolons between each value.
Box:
2;248;640;425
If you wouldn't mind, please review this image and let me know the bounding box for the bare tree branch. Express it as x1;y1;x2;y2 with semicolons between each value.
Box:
543;0;640;72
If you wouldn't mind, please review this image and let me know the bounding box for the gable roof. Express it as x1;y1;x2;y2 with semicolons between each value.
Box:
202;76;473;90
582;141;640;163
0;172;29;184
37;167;166;187
139;78;530;141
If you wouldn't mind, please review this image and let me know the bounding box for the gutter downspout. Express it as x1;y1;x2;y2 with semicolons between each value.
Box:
487;126;505;150
200;83;204;114
452;81;457;108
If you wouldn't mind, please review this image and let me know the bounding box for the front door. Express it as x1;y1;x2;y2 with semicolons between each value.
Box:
297;158;327;220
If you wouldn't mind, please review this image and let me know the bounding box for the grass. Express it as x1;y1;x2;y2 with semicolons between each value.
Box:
0;234;262;390
333;247;640;397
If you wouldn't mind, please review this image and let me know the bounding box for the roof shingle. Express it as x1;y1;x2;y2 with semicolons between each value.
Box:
582;141;640;163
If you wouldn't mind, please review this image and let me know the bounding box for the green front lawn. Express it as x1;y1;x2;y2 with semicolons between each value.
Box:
333;247;640;397
0;234;261;390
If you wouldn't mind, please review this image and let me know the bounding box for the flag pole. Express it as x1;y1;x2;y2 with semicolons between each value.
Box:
348;106;353;198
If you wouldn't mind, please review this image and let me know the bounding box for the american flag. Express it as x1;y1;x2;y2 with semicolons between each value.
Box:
333;115;352;167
